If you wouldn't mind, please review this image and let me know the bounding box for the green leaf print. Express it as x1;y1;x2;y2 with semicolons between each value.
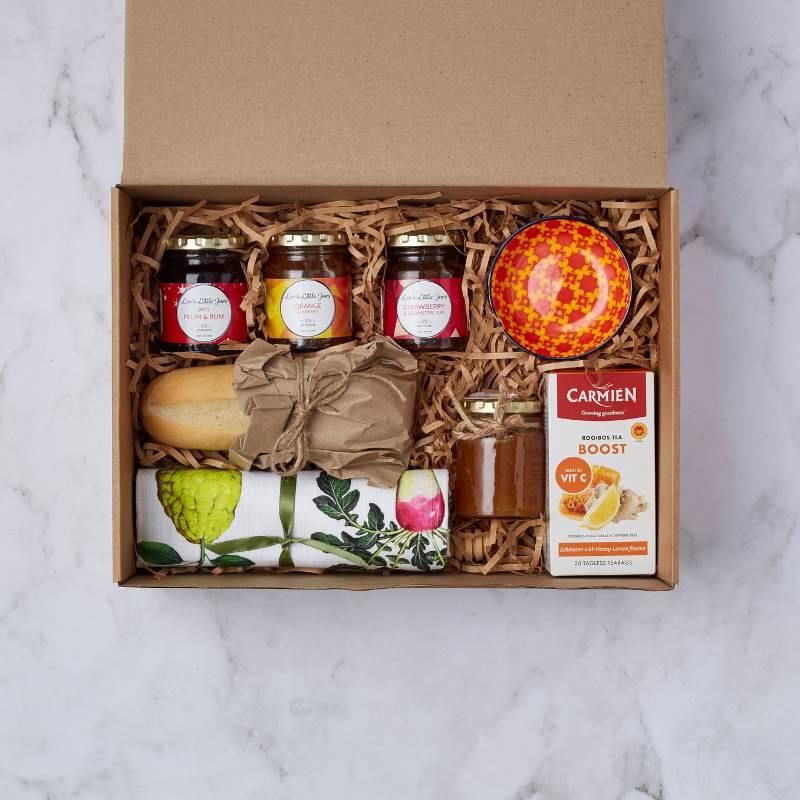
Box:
136;541;183;566
307;470;447;572
312;496;345;521
366;503;385;531
209;554;256;567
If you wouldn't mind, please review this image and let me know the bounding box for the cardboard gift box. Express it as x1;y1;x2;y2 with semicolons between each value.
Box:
112;0;679;590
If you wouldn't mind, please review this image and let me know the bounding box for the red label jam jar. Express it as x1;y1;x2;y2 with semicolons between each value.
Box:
265;230;353;352
383;231;468;352
159;235;249;355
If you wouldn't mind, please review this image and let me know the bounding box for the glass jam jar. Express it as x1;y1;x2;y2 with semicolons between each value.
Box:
265;230;353;351
159;235;249;355
453;393;546;518
383;231;469;352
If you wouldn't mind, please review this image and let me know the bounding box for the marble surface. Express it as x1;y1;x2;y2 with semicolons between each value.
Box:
1;1;798;798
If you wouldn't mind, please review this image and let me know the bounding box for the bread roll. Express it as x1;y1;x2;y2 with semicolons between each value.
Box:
141;366;247;450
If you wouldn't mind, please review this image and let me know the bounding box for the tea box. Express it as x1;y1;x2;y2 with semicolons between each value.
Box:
544;369;656;576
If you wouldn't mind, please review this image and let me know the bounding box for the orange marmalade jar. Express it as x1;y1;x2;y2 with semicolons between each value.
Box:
265;231;353;351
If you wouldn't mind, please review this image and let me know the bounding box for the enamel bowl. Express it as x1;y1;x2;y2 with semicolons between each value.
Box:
487;216;632;359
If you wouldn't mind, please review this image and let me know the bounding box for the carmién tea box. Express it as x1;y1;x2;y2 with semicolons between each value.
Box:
544;370;656;576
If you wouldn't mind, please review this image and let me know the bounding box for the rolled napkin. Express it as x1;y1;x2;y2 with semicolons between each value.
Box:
140;336;418;487
136;467;449;571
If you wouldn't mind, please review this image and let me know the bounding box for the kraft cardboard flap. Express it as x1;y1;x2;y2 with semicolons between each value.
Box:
123;0;666;190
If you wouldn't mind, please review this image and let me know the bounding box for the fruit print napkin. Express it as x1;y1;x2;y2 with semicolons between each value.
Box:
135;468;449;571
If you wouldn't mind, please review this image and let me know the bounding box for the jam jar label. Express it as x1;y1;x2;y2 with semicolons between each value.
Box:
266;277;352;340
383;278;468;339
160;282;248;344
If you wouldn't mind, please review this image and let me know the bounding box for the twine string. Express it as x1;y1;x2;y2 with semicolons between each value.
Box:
449;384;522;441
269;355;353;475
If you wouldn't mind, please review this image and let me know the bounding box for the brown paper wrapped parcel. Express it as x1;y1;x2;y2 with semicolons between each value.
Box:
141;337;418;487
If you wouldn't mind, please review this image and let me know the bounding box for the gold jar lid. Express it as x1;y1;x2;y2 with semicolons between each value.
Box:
463;392;542;415
165;235;243;251
269;230;347;247
387;231;464;248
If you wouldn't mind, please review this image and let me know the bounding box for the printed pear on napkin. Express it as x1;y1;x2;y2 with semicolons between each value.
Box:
135;468;449;571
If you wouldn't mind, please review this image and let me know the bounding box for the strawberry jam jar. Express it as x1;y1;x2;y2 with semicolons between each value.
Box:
382;231;468;352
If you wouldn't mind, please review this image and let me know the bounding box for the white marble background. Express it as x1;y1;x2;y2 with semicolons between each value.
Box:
1;1;798;798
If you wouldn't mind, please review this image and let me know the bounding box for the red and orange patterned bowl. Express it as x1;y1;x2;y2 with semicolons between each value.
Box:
487;217;632;359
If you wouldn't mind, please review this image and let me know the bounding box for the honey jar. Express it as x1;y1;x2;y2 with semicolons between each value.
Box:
453;393;546;518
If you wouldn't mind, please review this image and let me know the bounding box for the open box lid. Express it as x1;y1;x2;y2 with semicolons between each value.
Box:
122;0;666;190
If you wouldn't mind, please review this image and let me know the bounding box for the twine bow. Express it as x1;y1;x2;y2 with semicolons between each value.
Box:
449;384;522;441
269;355;353;475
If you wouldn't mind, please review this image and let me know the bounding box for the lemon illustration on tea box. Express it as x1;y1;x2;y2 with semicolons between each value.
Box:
581;483;621;530
156;468;242;545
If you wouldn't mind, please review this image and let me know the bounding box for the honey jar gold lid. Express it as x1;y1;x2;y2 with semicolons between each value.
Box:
463;392;542;415
165;235;244;250
269;230;347;247
387;230;464;248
